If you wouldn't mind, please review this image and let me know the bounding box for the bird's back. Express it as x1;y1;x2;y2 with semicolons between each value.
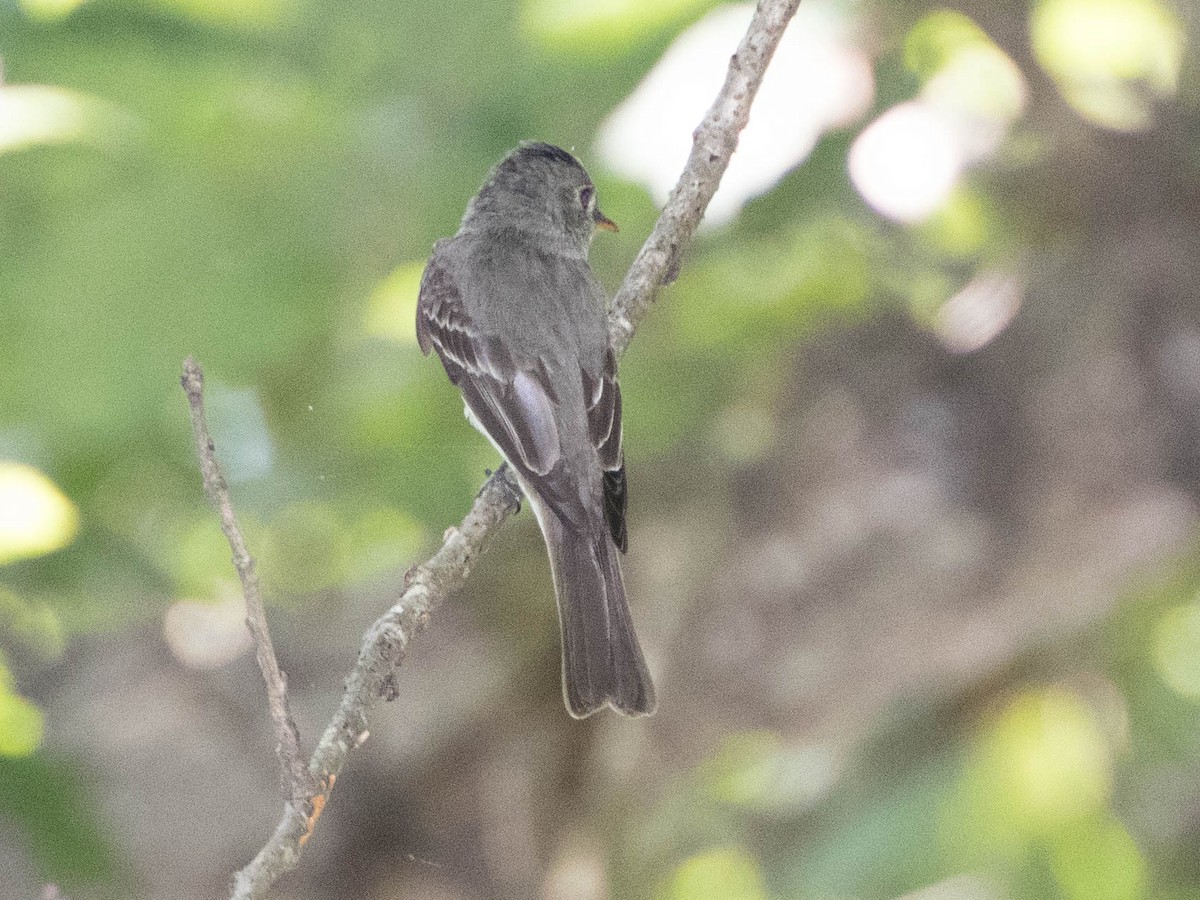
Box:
443;228;610;378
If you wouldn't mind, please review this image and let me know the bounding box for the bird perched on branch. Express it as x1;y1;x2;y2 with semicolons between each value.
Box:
416;142;656;718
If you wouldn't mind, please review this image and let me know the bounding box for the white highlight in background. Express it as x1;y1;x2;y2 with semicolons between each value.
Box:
163;596;254;670
848;103;964;224
934;269;1025;354
849;15;1027;224
598;1;874;226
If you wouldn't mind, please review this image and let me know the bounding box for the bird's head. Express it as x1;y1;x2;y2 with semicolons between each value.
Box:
463;142;617;255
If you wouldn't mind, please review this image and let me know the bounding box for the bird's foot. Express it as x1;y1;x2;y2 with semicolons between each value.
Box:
486;463;523;513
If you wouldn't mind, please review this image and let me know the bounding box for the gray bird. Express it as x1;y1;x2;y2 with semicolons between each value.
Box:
416;142;655;718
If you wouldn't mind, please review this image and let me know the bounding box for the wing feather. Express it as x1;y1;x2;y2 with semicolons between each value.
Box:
418;250;585;519
418;255;511;381
584;350;627;551
584;349;623;471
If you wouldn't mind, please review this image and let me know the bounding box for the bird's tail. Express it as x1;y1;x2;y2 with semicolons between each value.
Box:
540;509;655;718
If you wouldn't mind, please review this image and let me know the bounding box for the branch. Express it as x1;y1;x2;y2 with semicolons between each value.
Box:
200;1;803;895
182;358;312;803
609;0;803;354
223;466;521;900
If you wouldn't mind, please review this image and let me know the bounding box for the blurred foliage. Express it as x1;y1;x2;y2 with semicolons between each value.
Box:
0;753;125;887
0;462;79;564
1;0;1199;897
1031;0;1185;129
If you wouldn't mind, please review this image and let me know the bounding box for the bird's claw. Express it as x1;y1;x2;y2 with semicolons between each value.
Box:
488;463;523;513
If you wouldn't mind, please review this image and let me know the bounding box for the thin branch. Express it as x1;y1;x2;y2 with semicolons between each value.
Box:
225;467;523;900
205;1;803;895
182;358;312;803
609;0;803;354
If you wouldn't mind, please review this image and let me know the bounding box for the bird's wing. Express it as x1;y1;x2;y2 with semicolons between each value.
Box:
416;254;512;383
418;251;590;520
583;348;622;471
584;349;628;551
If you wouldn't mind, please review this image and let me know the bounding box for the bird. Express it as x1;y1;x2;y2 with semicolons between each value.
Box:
416;142;655;718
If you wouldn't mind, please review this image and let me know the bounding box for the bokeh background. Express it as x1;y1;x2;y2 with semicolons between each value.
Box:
2;0;1200;897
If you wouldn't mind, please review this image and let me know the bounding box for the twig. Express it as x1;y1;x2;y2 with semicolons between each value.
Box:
182;358;312;803
198;1;803;895
223;467;521;900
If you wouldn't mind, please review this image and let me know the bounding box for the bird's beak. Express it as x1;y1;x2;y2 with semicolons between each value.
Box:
593;208;619;232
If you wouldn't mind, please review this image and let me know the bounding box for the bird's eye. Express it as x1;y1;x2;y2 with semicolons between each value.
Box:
579;186;594;210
